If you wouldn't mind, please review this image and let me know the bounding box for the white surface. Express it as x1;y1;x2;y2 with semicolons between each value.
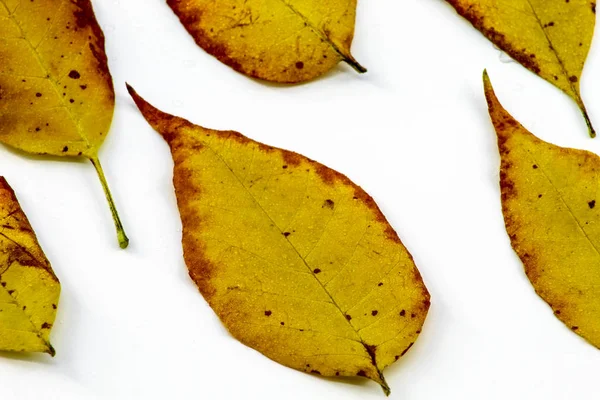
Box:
1;0;599;399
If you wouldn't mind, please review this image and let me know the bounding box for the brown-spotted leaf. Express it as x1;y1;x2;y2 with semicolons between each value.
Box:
485;70;600;348
0;0;128;248
127;85;430;395
0;177;60;356
167;0;365;83
447;0;596;137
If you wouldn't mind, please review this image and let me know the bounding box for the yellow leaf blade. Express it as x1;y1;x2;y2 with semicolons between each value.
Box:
0;177;60;356
127;85;430;394
0;0;128;248
485;70;600;348
449;0;596;137
0;0;115;156
167;0;365;83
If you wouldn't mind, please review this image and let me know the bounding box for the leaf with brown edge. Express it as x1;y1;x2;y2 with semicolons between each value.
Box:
446;0;596;137
127;84;430;395
485;69;600;349
0;177;60;356
167;0;366;83
0;0;128;248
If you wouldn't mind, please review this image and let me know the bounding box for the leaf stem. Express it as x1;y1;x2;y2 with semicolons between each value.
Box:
579;102;596;138
344;56;367;74
379;375;391;396
89;157;129;249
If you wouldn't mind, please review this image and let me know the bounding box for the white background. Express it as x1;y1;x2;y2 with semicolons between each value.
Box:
1;0;600;399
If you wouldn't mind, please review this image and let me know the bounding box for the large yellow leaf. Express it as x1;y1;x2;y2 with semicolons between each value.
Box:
0;177;60;356
127;85;430;394
447;0;597;137
485;70;600;348
0;0;128;248
167;0;366;83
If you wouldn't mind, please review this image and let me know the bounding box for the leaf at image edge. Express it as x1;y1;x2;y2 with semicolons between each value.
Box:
0;177;60;356
485;70;600;348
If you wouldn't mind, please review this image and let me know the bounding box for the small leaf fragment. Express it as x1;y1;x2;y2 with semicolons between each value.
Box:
447;0;596;137
484;70;600;348
0;0;128;248
127;84;430;394
167;0;366;83
0;177;60;356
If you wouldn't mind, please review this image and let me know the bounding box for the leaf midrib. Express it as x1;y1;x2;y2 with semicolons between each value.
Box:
523;0;581;99
201;141;384;375
277;0;348;58
525;150;600;259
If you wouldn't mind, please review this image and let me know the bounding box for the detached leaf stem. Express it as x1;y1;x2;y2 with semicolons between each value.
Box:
89;157;129;249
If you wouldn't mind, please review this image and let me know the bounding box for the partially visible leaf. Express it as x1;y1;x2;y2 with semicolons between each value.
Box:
447;0;596;137
167;0;366;83
0;177;59;356
485;70;600;348
0;0;128;248
127;84;430;395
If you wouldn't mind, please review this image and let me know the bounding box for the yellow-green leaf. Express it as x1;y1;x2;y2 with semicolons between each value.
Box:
485;70;600;348
127;84;430;394
167;0;366;83
0;0;128;248
447;0;596;137
0;177;60;356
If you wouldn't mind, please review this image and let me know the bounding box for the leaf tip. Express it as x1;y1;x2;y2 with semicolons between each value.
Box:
482;70;521;135
126;84;190;144
482;69;495;109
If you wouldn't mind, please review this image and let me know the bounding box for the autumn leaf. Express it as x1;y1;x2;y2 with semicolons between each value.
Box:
0;177;60;356
0;0;128;248
127;84;429;394
167;0;366;83
447;0;597;137
484;70;600;348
